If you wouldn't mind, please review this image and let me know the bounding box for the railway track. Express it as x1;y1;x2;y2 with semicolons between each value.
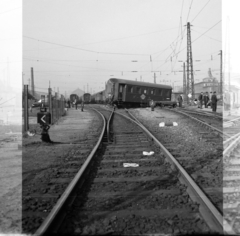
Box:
22;109;107;233
179;107;222;119
30;105;235;235
223;115;240;233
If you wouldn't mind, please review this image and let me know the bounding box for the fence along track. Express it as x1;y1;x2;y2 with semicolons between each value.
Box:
113;109;234;234
34;108;108;236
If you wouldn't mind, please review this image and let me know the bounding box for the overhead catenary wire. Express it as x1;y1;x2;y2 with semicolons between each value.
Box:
191;0;211;23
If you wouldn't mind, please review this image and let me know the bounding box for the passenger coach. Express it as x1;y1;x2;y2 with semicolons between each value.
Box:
105;78;177;108
82;93;91;104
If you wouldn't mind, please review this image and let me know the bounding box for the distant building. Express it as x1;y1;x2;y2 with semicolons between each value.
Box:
194;68;220;98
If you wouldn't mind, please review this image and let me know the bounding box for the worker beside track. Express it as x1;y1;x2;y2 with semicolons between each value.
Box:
81;101;84;112
211;91;218;112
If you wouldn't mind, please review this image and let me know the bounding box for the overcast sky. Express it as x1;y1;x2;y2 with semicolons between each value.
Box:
1;0;240;98
22;0;222;96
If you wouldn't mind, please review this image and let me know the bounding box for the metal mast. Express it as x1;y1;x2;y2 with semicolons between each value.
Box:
31;67;35;98
186;22;195;103
183;62;186;100
219;50;222;96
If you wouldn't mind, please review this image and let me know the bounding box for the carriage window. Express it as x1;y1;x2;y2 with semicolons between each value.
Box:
127;86;133;93
150;89;155;95
144;89;147;94
158;89;163;96
119;86;123;92
136;87;141;94
165;90;170;97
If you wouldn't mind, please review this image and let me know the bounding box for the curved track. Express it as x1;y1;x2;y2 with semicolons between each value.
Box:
31;105;238;235
33;105;234;235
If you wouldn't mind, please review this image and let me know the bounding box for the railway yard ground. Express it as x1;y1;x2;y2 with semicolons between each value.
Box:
19;104;227;235
2;104;240;234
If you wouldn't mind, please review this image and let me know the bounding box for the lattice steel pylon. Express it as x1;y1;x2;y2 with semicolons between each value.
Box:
186;22;195;104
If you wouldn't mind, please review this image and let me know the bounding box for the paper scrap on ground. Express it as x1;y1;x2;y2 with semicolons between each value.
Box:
159;122;165;127
143;151;154;156
173;122;178;126
27;130;36;136
123;163;139;167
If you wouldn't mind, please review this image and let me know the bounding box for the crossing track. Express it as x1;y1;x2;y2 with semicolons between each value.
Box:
223;116;240;233
179;107;222;119
165;107;228;141
31;105;235;235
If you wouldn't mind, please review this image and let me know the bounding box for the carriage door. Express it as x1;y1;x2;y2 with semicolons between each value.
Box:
118;84;126;100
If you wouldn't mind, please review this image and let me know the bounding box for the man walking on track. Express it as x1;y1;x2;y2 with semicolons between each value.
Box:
204;92;209;108
178;94;183;107
81;101;84;112
198;92;203;109
74;99;77;110
211;91;218;112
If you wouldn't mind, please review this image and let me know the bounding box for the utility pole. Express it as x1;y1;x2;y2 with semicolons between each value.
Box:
186;22;195;104
154;73;156;84
183;62;186;100
31;67;35;98
219;50;222;96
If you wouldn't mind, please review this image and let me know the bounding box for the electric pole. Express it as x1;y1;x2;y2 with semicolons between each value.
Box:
183;62;186;100
154;73;156;84
219;50;222;96
186;22;195;104
31;67;35;98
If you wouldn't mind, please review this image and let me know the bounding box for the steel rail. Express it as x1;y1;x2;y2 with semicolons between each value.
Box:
113;109;234;234
166;108;230;138
224;116;240;124
107;108;114;142
180;107;222;118
34;108;106;236
178;108;222;118
223;132;240;149
223;134;240;158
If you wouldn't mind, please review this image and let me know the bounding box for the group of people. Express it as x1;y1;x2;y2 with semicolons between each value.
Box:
177;91;218;112
198;91;218;112
65;99;84;111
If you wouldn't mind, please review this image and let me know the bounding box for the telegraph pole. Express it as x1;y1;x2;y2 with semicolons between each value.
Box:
183;62;186;101
154;73;156;84
219;50;222;96
186;22;195;104
31;67;35;98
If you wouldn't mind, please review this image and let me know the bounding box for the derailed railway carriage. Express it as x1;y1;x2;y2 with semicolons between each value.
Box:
105;78;177;108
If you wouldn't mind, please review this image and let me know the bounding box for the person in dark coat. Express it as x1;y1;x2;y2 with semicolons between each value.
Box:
67;100;71;108
198;92;203;109
211;91;218;112
204;92;209;108
209;92;213;108
178;94;183;107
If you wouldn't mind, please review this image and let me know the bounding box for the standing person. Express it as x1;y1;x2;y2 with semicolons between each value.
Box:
81;101;84;112
204;92;209;108
198;92;203;109
178;94;183;107
74;98;77;110
67;100;70;108
209;92;213;108
211;91;218;112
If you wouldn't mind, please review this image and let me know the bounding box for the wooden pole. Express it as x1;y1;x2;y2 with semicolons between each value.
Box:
48;88;52;124
24;85;29;131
